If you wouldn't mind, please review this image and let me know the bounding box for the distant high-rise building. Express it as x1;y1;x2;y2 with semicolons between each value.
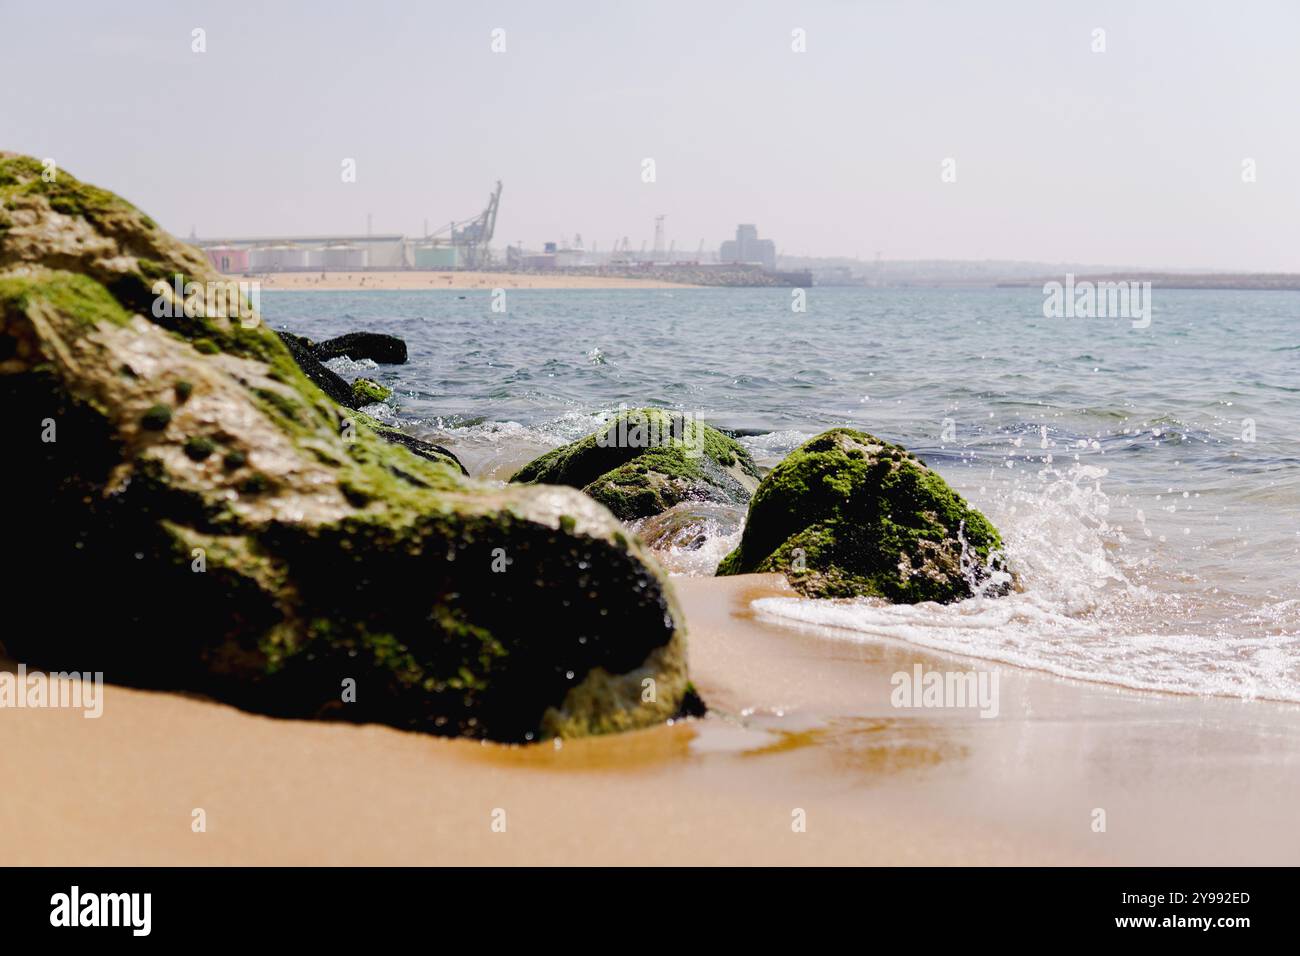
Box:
719;223;776;270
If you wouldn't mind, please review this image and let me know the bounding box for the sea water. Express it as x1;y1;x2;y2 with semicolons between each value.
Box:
268;286;1300;702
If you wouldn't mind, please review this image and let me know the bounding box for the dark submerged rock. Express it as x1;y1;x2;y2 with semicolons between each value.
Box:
312;331;407;365
716;428;1013;603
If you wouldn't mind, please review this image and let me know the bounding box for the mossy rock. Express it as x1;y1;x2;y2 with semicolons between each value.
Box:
0;152;691;742
510;407;762;521
351;377;392;405
716;428;1013;603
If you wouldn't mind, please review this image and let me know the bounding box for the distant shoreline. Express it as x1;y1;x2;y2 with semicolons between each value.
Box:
996;272;1300;292
223;268;1300;293
236;270;700;291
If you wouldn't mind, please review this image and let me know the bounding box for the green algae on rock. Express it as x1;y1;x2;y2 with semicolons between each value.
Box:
716;428;1012;603
510;407;762;521
351;376;392;406
0;151;691;742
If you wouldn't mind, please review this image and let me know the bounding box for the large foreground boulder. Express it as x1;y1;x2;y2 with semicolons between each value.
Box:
716;428;1012;602
0;152;688;741
510;407;762;521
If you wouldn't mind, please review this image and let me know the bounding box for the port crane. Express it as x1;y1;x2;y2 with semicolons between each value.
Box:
428;180;502;269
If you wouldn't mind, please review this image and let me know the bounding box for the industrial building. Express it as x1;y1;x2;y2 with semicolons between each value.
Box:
719;224;777;270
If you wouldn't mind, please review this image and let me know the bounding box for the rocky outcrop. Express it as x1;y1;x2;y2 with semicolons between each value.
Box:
509;408;762;521
716;428;1012;602
0;152;689;742
273;329;464;474
276;329;356;408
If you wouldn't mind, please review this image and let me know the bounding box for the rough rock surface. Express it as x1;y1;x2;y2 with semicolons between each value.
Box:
0;152;689;741
510;408;762;521
716;428;1012;602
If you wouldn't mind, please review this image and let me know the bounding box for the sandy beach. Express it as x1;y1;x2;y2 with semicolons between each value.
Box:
242;271;698;291
5;573;1297;866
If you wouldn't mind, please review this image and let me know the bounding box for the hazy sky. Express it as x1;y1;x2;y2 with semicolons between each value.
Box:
3;0;1298;269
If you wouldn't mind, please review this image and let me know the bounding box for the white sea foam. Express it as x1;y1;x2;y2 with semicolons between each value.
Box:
739;430;813;465
433;409;617;447
323;356;379;377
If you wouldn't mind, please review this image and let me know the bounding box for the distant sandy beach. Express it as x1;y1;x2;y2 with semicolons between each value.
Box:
5;574;1298;866
240;271;699;291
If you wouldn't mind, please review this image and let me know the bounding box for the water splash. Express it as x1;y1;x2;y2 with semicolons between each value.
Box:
627;502;745;576
752;463;1300;702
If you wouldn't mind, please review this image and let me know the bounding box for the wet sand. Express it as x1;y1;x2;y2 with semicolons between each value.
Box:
242;271;697;291
3;574;1298;865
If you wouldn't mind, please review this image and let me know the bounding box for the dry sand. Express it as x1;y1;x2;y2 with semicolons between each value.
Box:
4;574;1299;865
242;271;697;291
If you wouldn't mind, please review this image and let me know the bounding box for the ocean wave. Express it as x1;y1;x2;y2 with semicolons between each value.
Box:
752;593;1300;702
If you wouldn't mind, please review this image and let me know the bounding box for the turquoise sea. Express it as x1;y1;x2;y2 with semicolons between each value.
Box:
269;287;1300;703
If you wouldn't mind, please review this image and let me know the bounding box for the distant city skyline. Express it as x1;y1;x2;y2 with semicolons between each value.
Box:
3;0;1298;270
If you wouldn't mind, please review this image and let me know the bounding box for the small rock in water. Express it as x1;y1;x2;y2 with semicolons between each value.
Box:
350;376;392;405
510;407;762;521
